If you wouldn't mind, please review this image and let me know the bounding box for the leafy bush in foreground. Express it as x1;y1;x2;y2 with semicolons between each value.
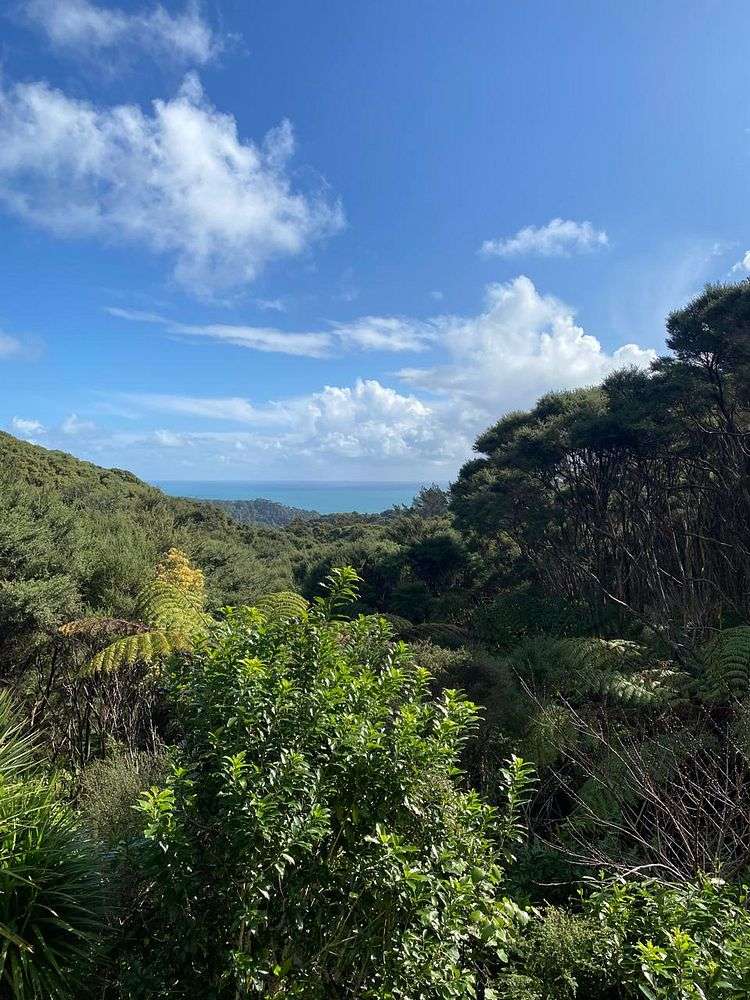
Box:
125;572;534;998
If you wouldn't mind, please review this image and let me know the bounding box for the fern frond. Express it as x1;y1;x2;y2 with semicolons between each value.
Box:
59;618;148;641
700;626;750;701
556;637;644;678
62;549;210;676
86;630;191;675
588;667;687;707
134;580;207;629
254;591;309;621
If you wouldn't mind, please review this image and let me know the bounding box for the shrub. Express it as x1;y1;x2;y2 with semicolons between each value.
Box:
585;877;750;999
124;571;534;998
517;907;619;999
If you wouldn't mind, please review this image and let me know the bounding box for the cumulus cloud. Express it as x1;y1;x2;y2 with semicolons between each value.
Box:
0;75;344;296
23;0;223;65
123;379;465;468
11;416;46;435
731;250;750;274
64;277;655;478
399;276;655;416
107;307;433;356
481;218;609;258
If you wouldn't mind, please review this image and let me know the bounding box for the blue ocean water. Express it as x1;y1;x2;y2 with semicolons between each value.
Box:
154;481;441;515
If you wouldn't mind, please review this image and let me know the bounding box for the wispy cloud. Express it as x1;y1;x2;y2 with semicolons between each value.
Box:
0;75;344;297
62;412;96;434
731;250;750;274
330;317;434;352
107;307;435;356
254;298;286;313
481;218;609;258
121;393;269;424
107;308;333;358
23;0;224;66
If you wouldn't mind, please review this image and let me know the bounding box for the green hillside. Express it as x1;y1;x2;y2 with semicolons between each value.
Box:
0;431;295;615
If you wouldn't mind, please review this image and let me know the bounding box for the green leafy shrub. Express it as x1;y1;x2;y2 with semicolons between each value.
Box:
124;570;534;998
584;876;750;999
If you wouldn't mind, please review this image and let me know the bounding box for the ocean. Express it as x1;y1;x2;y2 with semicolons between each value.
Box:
154;480;443;515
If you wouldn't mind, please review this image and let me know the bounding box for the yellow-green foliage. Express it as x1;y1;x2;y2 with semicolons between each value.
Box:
88;630;189;674
700;626;750;700
253;590;309;621
62;549;210;675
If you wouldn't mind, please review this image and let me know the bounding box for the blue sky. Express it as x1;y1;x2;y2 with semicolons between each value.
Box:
1;0;748;481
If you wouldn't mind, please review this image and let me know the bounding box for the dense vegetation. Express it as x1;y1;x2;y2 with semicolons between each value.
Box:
5;282;750;996
212;498;320;526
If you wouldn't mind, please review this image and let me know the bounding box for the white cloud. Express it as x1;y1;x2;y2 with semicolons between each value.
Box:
173;323;333;357
481;218;609;258
331;317;434;352
731;250;750;274
0;75;344;296
62;412;96;434
399;275;655;416
71;277;656;478
11;416;46;435
107;307;432;356
125;394;265;424
23;0;222;65
122;379;464;469
0;332;23;358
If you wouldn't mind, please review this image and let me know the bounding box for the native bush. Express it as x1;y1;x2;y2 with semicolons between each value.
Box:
122;570;534;998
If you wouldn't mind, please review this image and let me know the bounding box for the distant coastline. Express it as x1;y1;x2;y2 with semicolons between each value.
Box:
154;480;444;515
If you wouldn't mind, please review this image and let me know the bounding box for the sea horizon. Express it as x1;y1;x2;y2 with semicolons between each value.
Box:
154;480;448;515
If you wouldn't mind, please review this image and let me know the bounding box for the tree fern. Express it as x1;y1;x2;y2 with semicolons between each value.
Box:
554;638;687;707
524;704;578;768
88;629;191;674
61;548;210;676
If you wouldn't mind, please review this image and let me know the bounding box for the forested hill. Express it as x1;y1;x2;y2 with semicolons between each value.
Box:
0;429;158;497
212;497;320;525
0;430;300;613
0;431;319;526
